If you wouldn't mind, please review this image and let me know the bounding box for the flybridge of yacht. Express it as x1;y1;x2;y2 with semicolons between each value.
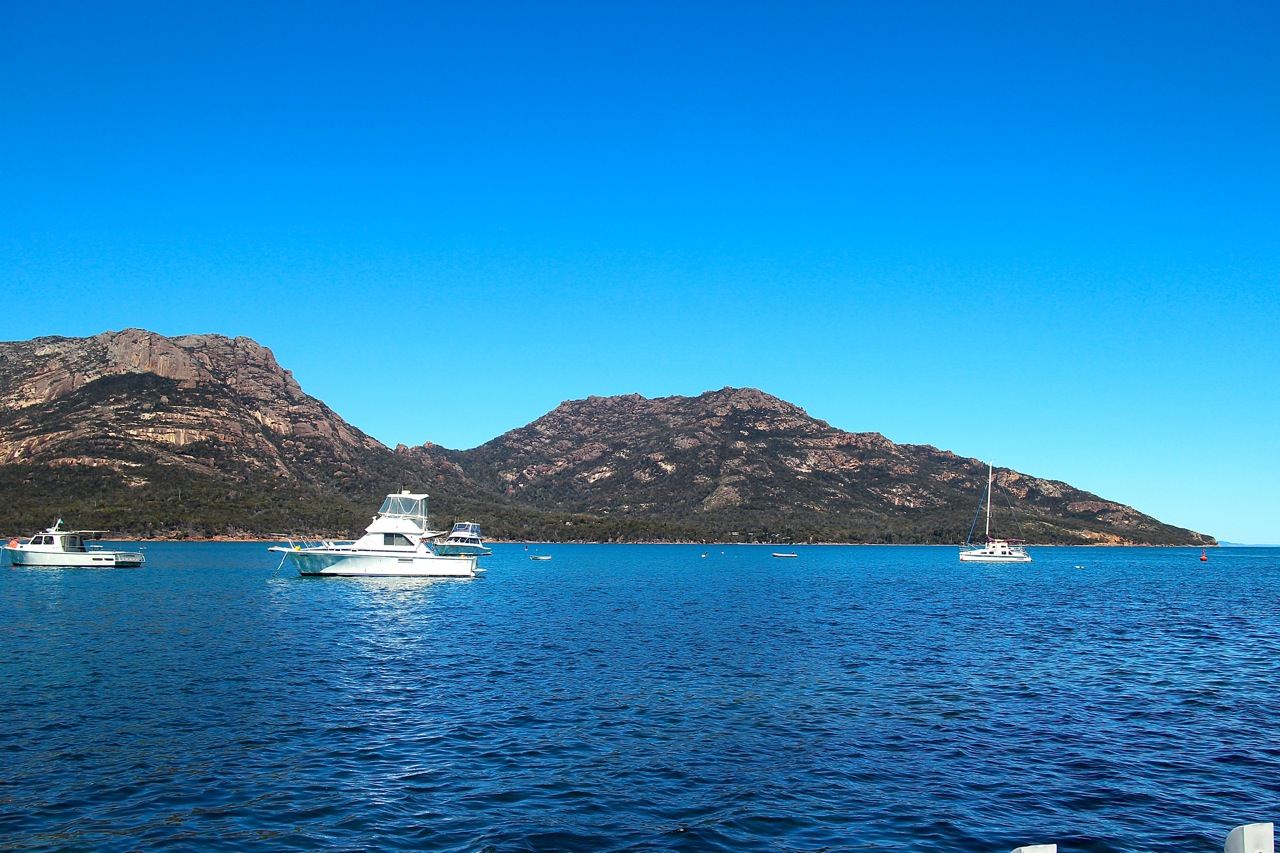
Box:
375;493;429;525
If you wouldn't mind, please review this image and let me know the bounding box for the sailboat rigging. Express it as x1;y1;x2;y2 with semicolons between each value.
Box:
959;462;1032;563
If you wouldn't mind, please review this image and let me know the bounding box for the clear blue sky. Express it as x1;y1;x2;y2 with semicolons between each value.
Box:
2;1;1277;542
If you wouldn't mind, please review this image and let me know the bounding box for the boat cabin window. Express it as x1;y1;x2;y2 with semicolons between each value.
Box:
382;533;413;547
35;535;52;545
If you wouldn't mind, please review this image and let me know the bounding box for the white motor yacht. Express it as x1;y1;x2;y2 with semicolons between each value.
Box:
270;491;478;577
3;521;145;567
434;521;492;556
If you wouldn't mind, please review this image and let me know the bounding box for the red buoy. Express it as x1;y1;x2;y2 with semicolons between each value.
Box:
1200;548;1208;562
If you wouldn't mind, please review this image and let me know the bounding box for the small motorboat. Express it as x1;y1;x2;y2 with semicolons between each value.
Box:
4;521;144;568
772;552;798;558
530;555;552;561
434;521;492;557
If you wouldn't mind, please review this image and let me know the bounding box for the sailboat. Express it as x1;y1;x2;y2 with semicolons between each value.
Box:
959;462;1032;563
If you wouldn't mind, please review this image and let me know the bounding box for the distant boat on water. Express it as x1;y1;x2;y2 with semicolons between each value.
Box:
772;552;798;558
959;462;1031;563
434;522;492;557
530;555;552;561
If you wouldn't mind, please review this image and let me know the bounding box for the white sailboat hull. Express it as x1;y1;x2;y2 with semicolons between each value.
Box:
959;541;1032;563
959;549;1033;563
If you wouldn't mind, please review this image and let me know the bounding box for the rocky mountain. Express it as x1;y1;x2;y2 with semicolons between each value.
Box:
0;330;1212;544
0;328;379;472
418;388;1212;545
0;329;510;536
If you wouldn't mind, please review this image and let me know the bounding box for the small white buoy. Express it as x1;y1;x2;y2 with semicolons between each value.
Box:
1225;823;1274;853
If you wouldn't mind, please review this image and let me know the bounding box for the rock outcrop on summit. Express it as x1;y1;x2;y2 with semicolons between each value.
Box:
0;330;1213;544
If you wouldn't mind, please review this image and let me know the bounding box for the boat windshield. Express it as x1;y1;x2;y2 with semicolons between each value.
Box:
378;495;428;522
451;523;481;537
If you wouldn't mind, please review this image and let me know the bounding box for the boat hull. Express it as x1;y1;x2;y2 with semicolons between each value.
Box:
434;543;492;557
4;547;144;568
959;548;1032;563
271;547;477;577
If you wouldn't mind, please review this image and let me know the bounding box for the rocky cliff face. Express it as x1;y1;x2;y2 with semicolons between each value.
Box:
0;329;382;475
434;387;1213;545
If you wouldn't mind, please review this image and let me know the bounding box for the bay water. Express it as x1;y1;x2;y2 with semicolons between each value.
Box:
2;543;1278;851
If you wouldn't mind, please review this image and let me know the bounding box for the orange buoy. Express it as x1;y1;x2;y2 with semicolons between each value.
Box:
1200;548;1208;562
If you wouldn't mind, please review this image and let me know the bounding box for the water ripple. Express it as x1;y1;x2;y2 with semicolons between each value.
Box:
3;544;1279;851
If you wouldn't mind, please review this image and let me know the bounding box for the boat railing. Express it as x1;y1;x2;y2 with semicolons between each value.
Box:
274;535;357;551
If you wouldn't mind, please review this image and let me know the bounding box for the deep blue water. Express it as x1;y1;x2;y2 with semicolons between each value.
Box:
2;544;1279;852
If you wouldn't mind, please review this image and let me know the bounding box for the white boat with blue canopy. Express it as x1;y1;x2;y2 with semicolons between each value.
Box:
270;491;478;577
434;522;492;557
3;520;145;568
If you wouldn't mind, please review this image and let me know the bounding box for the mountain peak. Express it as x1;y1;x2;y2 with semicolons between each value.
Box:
451;388;1212;545
697;386;809;417
0;328;382;473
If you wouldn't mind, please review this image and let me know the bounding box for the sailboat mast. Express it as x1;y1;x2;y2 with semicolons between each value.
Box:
985;462;993;540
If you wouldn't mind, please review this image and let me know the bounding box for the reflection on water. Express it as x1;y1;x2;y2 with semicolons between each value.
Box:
2;543;1279;852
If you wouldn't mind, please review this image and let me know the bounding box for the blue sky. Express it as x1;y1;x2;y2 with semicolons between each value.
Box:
2;1;1277;542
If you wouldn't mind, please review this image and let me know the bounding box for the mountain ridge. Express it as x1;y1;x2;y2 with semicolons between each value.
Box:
418;386;1209;545
0;330;1213;545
